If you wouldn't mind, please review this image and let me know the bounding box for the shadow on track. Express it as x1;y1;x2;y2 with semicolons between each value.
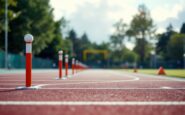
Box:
0;89;18;93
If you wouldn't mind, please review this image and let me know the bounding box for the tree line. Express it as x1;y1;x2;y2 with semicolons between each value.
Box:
109;4;185;68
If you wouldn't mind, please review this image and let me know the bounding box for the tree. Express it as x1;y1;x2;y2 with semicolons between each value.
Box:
167;34;185;68
110;19;127;50
67;29;78;56
67;29;77;41
0;0;17;50
133;39;152;65
76;33;91;60
110;47;138;65
156;24;177;60
81;33;90;45
7;0;56;55
128;4;155;66
37;19;67;61
123;49;138;63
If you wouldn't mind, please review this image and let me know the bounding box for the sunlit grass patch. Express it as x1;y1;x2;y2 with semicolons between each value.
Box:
120;69;185;78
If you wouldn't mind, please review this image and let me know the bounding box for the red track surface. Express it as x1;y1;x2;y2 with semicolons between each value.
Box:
0;69;185;115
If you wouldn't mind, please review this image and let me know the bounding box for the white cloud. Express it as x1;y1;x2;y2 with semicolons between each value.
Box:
151;4;183;22
156;28;166;34
50;0;103;20
50;0;185;43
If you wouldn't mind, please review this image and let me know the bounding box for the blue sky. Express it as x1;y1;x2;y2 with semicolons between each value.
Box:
50;0;185;48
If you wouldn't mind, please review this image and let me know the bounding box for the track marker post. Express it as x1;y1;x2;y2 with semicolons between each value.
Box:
72;58;75;75
65;54;70;78
56;50;65;80
16;34;40;90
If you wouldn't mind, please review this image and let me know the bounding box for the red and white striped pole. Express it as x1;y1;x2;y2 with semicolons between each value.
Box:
16;34;40;90
72;58;75;75
58;50;63;79
24;34;33;87
65;54;69;78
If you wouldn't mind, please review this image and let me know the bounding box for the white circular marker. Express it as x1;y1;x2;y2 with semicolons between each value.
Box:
24;34;34;42
65;54;68;58
58;50;63;55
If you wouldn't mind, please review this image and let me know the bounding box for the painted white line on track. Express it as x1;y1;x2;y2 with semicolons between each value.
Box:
1;87;185;90
0;101;185;106
127;72;185;82
0;80;174;81
109;71;140;81
46;80;138;85
161;87;173;89
41;87;185;90
34;84;48;87
0;80;135;84
53;78;140;85
0;79;141;86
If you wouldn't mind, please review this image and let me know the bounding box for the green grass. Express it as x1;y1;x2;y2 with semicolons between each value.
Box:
120;69;185;78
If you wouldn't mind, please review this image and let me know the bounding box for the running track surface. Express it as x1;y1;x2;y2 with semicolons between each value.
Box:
0;69;185;115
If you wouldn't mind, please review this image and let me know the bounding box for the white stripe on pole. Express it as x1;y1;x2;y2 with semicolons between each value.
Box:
26;43;32;53
58;50;63;61
65;55;68;63
59;55;62;61
72;58;75;64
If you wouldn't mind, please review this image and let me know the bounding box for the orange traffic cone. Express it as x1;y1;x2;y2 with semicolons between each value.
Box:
157;66;166;75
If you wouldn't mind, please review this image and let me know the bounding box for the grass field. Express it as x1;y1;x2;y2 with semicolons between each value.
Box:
121;69;185;78
0;68;184;78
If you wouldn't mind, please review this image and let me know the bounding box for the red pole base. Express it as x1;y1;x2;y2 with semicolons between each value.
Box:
26;53;32;87
72;64;75;75
59;61;62;78
65;63;68;76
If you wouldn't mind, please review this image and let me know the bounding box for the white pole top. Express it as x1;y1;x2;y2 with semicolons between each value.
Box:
65;54;68;58
24;34;34;43
58;50;63;55
72;58;75;63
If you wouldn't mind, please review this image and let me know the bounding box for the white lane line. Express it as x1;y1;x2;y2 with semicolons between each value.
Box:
0;80;173;81
109;71;140;81
34;84;49;87
161;87;173;89
0;79;140;86
41;87;185;90
0;81;131;86
129;72;185;82
0;101;185;106
1;87;185;90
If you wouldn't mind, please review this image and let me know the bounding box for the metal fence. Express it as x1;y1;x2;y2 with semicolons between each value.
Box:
0;51;54;68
